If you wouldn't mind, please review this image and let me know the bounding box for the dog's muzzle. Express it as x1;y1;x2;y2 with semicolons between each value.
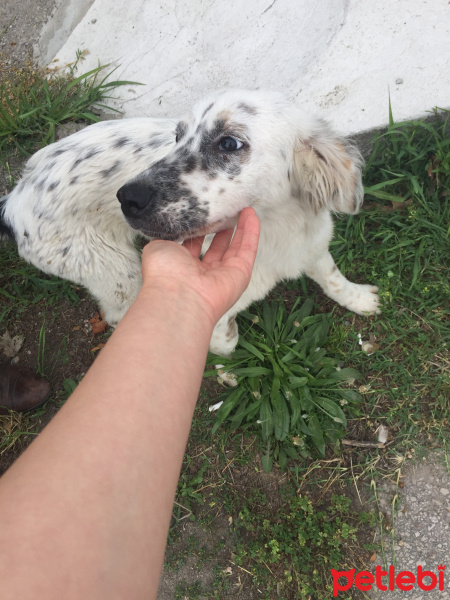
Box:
117;183;155;218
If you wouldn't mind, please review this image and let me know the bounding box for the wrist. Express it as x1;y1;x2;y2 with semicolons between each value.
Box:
137;280;217;335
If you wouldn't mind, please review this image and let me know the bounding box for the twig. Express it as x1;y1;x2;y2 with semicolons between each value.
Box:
172;500;192;521
342;439;385;449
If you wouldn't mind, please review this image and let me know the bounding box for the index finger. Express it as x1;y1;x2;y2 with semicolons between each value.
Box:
224;207;260;264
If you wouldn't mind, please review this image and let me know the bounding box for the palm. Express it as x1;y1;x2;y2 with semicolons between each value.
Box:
141;208;260;324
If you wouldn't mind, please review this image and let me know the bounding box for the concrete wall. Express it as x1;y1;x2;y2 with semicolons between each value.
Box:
44;0;450;136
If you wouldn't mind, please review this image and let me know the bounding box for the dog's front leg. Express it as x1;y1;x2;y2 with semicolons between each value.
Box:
306;251;380;315
81;245;143;328
209;313;240;357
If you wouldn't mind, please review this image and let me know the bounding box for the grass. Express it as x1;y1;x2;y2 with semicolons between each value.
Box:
205;298;362;470
0;50;142;158
0;57;448;599
329;109;449;451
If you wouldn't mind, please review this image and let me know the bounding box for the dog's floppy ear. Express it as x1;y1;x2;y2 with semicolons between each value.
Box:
291;121;364;214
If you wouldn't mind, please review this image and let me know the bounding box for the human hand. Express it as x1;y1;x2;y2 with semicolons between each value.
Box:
141;207;260;326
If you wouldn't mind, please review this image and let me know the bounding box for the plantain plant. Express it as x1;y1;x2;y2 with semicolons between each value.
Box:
206;298;362;471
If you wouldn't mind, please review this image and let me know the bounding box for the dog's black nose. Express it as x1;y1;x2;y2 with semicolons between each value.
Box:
117;183;154;218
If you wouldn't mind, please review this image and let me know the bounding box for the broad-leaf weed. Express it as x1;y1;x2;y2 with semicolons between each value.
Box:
206;298;361;470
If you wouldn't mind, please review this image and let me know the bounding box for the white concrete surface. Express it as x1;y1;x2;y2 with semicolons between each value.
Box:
35;0;95;65
42;0;450;136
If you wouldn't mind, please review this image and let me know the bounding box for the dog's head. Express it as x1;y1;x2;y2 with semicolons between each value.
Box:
117;89;364;240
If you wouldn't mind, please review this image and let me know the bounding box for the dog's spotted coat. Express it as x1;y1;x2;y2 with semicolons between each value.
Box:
0;89;379;355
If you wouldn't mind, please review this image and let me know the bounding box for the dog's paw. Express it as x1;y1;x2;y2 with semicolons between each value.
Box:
344;283;381;316
209;318;239;357
209;336;238;358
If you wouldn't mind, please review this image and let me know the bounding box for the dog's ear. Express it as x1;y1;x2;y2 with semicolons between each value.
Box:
291;121;364;214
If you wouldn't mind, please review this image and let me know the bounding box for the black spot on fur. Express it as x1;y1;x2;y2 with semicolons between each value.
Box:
183;155;197;173
147;135;169;149
0;196;14;241
48;181;60;192
71;148;102;170
86;148;102;160
35;178;48;192
44;161;57;172
50;147;68;157
62;246;70;257
101;160;121;179
239;103;258;115
218;188;225;194
175;122;188;142
210;119;227;140
71;157;83;170
134;145;144;154
113;137;130;148
201;103;214;119
70;176;79;185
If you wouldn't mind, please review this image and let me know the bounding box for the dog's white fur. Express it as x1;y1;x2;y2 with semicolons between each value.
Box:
1;89;379;356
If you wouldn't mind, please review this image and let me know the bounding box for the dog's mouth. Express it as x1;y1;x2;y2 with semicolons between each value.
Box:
135;215;239;242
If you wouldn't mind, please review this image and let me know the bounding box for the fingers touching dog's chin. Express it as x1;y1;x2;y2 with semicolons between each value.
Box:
125;215;239;241
124;217;207;241
126;221;187;241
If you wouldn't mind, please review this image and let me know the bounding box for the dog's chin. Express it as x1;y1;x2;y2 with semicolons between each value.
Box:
135;215;240;242
178;215;240;242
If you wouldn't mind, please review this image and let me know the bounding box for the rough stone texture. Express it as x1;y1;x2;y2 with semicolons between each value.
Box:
0;0;57;66
369;454;450;598
45;0;450;136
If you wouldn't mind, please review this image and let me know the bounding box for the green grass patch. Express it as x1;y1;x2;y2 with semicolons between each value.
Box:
233;489;375;600
0;242;81;326
0;50;142;157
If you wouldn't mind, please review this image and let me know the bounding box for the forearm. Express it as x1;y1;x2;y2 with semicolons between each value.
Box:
0;285;214;600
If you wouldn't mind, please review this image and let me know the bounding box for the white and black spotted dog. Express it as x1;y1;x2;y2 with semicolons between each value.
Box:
0;89;379;356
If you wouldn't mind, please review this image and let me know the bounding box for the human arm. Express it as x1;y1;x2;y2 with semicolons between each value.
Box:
0;207;260;600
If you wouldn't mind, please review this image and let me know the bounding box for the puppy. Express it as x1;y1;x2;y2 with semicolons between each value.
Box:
1;89;379;356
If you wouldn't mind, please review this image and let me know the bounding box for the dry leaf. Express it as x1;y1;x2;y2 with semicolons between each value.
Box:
91;343;106;353
370;552;377;562
89;312;107;335
0;331;24;358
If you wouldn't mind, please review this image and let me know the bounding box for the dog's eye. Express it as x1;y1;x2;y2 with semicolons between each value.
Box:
218;136;243;152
